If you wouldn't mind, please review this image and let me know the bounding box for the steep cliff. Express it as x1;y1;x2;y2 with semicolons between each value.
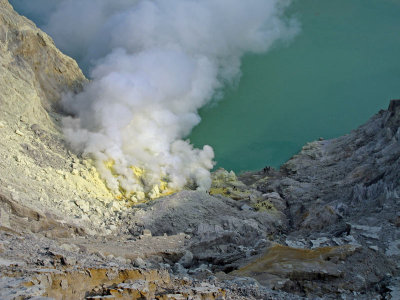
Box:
0;0;119;236
0;0;84;126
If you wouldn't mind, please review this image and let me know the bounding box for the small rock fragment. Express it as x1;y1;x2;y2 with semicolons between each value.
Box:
133;257;146;268
179;251;194;268
59;243;80;252
75;199;90;213
369;245;379;251
142;229;152;237
240;204;253;211
0;208;11;228
15;129;24;136
60;279;68;290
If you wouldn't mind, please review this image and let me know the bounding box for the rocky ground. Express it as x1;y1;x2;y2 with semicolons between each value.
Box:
0;0;399;299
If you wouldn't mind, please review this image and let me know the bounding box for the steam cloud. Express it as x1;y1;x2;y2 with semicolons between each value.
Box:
13;0;298;200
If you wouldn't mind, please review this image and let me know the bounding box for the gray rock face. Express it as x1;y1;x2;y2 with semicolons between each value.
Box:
123;190;281;267
248;100;400;239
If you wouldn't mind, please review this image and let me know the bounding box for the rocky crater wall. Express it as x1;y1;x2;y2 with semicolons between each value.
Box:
0;1;399;299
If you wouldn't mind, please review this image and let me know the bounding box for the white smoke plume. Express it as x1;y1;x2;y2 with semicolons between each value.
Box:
14;0;299;200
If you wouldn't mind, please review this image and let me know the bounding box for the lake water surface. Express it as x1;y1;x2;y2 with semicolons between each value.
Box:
190;0;400;172
10;0;400;173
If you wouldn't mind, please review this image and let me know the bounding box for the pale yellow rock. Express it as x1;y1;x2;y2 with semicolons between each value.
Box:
111;201;121;211
149;184;160;199
136;191;145;201
15;129;24;136
210;168;257;200
0;1;119;232
0;208;11;228
130;195;138;204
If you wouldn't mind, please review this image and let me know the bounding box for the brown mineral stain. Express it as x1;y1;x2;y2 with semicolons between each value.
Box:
232;244;358;285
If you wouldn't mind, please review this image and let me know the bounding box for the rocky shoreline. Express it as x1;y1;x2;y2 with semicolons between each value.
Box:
0;0;399;298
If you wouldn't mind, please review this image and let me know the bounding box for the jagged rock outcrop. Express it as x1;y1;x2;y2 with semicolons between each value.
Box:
244;99;400;249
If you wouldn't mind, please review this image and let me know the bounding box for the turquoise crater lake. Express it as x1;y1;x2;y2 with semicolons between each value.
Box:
189;0;400;172
10;0;400;173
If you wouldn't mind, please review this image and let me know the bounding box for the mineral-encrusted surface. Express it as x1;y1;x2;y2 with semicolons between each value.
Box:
0;0;399;299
